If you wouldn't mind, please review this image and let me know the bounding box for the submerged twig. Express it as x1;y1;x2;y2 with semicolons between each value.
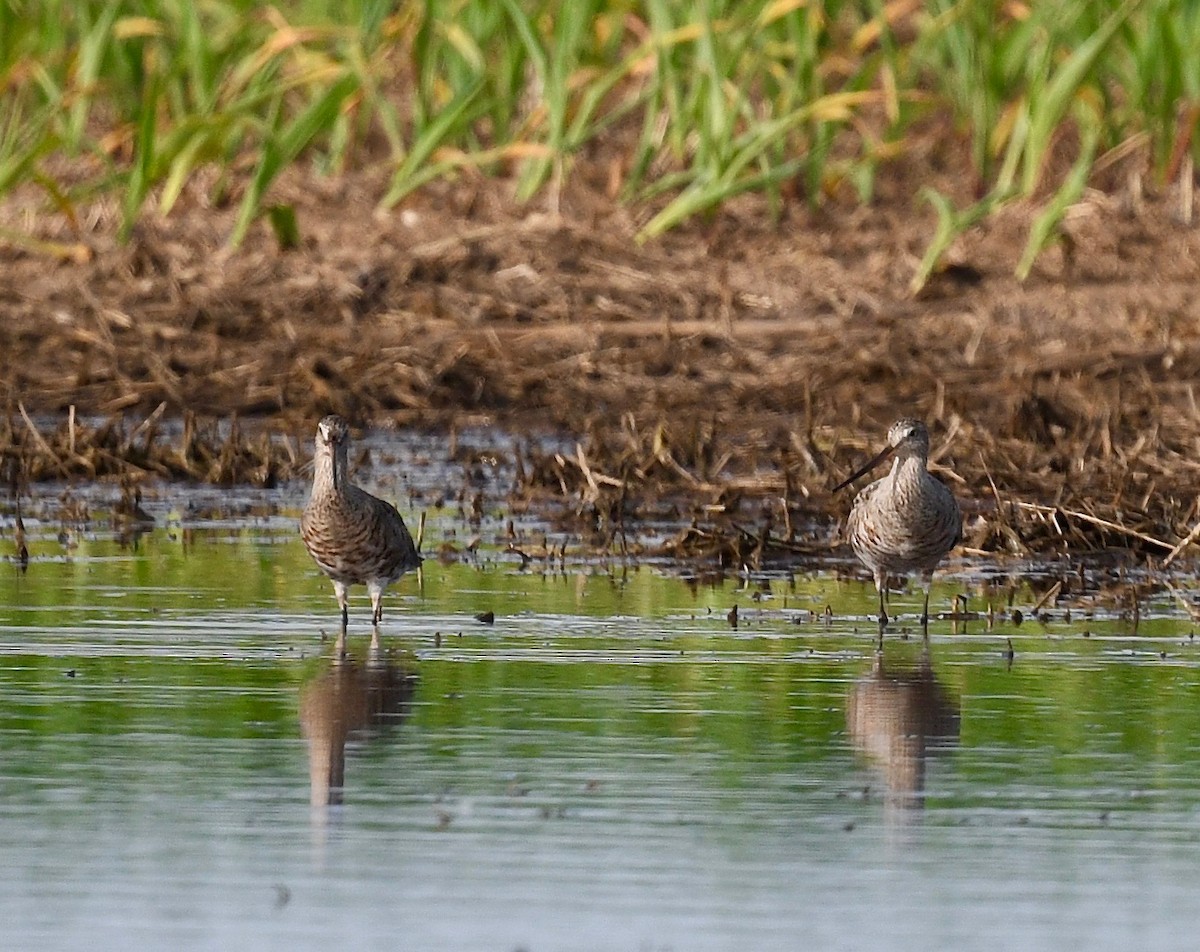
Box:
1164;580;1200;622
1161;511;1200;568
17;403;70;479
1031;580;1063;614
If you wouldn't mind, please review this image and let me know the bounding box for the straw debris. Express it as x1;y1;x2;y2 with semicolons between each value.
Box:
5;155;1200;563
1;405;296;487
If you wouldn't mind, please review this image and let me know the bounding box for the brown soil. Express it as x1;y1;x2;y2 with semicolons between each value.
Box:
4;150;1200;562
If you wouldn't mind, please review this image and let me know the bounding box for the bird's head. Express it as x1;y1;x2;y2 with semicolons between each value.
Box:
886;418;930;458
316;415;350;450
833;417;932;493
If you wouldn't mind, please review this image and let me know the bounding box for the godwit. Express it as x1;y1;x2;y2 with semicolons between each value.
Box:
301;415;422;631
833;418;962;631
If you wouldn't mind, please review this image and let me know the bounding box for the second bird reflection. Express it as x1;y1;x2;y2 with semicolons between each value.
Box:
846;647;960;814
299;645;418;808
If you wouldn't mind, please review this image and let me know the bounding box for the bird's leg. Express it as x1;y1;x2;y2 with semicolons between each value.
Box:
368;581;384;627
875;570;889;628
920;574;933;636
333;580;350;632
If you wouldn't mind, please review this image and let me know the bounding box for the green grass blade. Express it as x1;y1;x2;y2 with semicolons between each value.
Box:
1016;114;1099;281
910;186;1013;294
121;53;162;241
65;4;121;151
1021;0;1138;194
229;71;359;247
380;78;486;209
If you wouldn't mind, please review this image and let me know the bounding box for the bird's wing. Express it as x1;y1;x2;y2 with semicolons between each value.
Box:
937;478;964;549
362;490;422;569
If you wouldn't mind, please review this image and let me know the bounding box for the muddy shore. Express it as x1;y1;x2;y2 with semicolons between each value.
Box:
4;160;1200;562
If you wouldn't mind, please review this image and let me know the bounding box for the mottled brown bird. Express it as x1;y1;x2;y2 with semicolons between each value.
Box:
301;415;422;630
833;418;962;630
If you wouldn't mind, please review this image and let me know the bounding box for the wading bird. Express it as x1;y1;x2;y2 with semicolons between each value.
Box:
833;418;961;633
301;415;422;632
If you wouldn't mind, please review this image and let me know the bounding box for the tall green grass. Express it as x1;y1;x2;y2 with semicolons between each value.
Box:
1;0;1197;281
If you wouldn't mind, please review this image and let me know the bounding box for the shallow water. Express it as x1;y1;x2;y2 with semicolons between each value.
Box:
3;468;1200;951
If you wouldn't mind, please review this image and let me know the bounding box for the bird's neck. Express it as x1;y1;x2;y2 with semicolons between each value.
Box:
314;446;349;495
887;453;925;489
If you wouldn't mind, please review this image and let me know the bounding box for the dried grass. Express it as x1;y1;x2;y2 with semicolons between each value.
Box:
1;404;297;487
5;163;1200;562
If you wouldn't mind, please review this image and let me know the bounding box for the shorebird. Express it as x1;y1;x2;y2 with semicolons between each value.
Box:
301;415;422;631
833;418;962;631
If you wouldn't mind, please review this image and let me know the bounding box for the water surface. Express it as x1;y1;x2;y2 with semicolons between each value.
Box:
2;473;1200;951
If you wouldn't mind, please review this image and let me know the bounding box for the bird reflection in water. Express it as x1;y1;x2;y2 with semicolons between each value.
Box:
299;643;418;808
846;647;960;816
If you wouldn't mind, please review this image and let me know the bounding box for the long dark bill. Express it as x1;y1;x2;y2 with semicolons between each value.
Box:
331;441;347;493
831;443;896;493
